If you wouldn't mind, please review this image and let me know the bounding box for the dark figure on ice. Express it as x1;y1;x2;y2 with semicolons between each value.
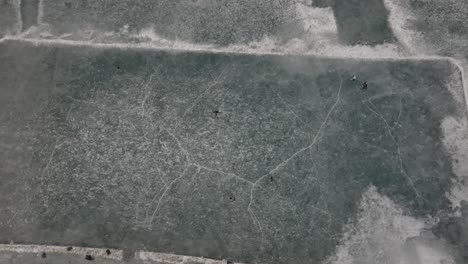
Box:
213;110;221;116
362;81;368;90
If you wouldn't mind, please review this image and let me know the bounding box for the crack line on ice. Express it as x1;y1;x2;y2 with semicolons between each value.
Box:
247;77;343;234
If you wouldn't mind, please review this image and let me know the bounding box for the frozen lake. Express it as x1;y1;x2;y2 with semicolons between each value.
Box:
1;0;468;263
0;39;465;263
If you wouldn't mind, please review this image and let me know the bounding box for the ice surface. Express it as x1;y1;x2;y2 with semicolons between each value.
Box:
0;40;465;263
0;0;20;36
330;0;396;45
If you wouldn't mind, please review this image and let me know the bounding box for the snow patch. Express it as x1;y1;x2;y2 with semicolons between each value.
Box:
441;117;468;210
382;0;427;55
327;186;457;264
0;244;122;260
138;251;237;264
327;186;424;264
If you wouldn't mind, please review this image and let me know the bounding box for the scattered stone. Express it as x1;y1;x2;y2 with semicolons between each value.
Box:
85;254;94;261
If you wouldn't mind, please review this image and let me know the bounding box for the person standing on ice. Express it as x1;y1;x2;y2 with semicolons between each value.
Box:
362;81;368;90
